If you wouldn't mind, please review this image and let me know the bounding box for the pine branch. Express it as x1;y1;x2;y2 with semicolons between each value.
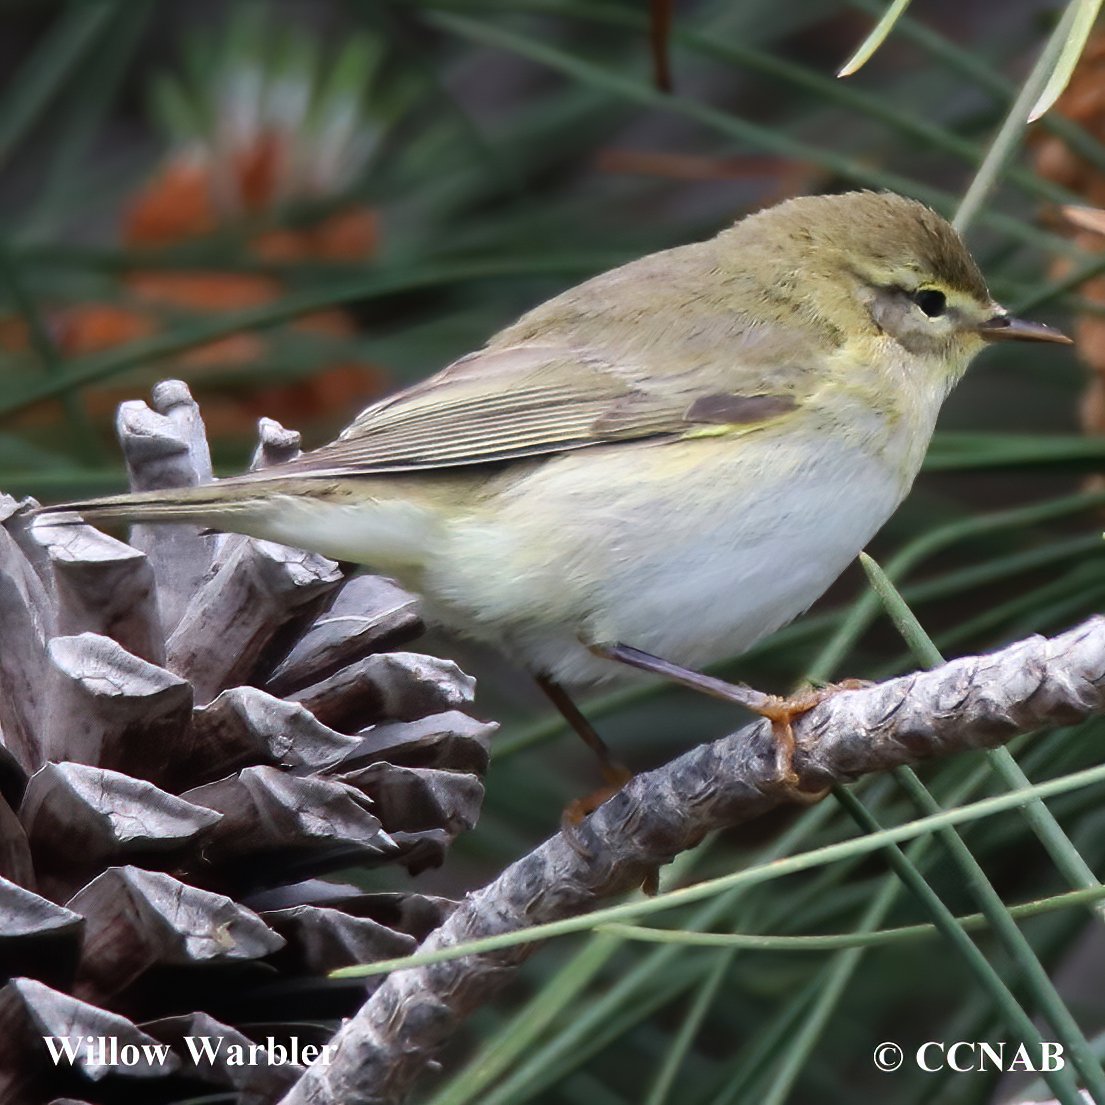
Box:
280;615;1105;1105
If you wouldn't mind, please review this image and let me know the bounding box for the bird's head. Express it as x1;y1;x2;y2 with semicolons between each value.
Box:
723;191;1070;376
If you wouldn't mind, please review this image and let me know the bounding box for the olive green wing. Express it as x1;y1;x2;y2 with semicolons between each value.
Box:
257;341;811;480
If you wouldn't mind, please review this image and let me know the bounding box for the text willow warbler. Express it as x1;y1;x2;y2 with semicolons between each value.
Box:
42;192;1070;776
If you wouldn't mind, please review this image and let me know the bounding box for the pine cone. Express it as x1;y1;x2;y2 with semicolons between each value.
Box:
0;381;493;1105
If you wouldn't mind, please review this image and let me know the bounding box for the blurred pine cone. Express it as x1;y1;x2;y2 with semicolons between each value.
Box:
0;382;492;1105
1033;30;1105;443
2;8;396;443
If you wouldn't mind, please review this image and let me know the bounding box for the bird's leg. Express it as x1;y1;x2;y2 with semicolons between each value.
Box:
535;675;632;787
534;674;643;869
588;643;777;712
588;642;852;794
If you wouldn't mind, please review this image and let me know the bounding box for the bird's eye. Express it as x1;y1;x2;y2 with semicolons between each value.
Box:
912;288;947;318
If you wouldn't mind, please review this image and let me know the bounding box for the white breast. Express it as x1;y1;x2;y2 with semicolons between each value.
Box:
428;422;916;687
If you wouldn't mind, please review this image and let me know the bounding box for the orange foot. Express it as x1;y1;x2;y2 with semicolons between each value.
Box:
755;679;870;795
560;767;662;894
562;763;635;836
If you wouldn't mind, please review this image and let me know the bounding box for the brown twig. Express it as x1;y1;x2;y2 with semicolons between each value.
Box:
280;616;1105;1105
648;0;674;92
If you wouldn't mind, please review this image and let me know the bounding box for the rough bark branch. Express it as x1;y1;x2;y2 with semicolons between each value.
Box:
280;615;1105;1105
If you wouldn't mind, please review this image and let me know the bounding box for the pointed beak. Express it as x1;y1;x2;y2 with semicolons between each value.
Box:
975;313;1073;345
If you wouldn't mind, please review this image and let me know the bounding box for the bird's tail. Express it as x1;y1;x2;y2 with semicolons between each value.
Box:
33;480;269;529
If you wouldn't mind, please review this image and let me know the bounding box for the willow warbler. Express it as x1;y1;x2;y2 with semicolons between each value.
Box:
41;191;1069;760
